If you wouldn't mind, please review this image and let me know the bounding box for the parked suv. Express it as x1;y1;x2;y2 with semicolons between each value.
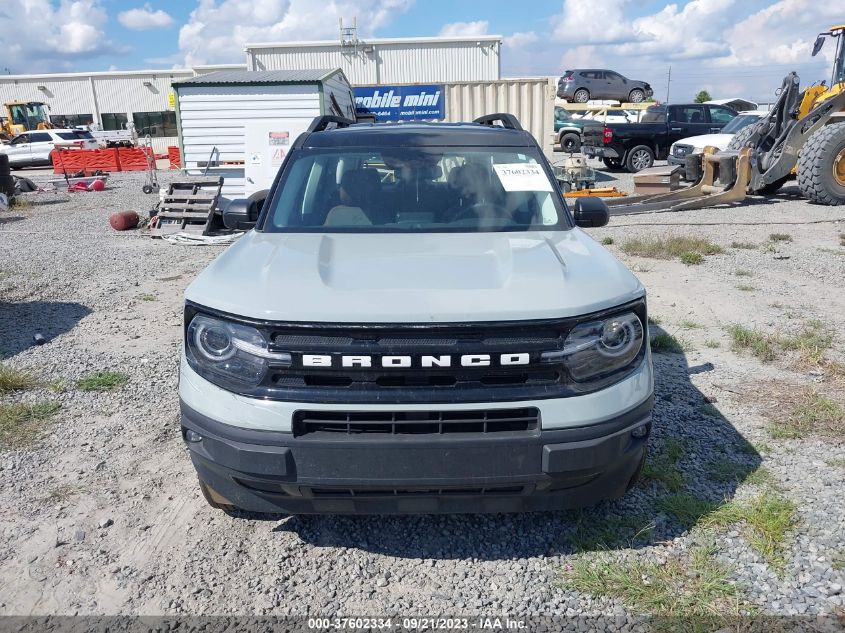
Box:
558;69;653;103
180;114;654;515
0;129;98;168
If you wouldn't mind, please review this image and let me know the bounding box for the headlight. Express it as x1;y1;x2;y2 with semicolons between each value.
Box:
186;314;290;388
542;311;644;381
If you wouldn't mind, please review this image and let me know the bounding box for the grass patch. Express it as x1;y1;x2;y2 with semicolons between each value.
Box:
562;542;743;626
770;391;844;439
679;319;702;329
727;321;833;364
769;233;792;242
825;458;845;468
650;332;689;354
40;482;86;503
601;237;614;245
745;467;774;487
48;379;67;393
734;269;753;277
621;235;723;264
680;251;703;266
642;439;685;492
647;315;662;326
736;284;756;292
0;364;38;394
708;456;754;482
658;493;720;529
833;550;845;571
702;492;797;571
569;513;655;551
76;371;129;392
139;293;156;302
704;339;720;348
0;401;60;449
731;241;757;249
735;438;763;456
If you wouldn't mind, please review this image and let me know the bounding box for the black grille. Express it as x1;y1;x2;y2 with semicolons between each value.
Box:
293;408;539;437
309;485;526;497
673;144;692;157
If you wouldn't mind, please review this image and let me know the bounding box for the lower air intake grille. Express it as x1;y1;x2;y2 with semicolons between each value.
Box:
292;408;540;437
309;485;526;497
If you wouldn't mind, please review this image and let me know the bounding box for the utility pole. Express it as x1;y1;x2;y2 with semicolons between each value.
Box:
666;65;672;102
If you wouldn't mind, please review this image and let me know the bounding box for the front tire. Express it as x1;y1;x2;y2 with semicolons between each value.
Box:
629;89;645;103
559;132;581;153
573;88;590;103
625;145;654;172
797;122;845;206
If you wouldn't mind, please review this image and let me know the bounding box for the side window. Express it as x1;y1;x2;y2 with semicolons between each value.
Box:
29;132;53;143
709;107;735;124
10;134;29;146
606;72;622;81
674;106;706;123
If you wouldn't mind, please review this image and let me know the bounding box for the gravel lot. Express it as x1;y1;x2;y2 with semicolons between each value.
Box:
1;161;844;626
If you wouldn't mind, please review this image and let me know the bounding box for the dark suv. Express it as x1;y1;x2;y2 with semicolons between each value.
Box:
558;69;653;103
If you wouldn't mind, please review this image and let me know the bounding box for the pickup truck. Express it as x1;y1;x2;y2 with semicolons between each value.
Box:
582;103;738;172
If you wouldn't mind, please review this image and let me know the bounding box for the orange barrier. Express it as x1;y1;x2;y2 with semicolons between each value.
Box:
51;150;88;174
167;146;181;169
86;148;121;172
117;147;153;171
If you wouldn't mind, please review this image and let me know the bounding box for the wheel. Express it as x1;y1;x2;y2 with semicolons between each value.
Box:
573;88;590;103
559;132;581;153
628;89;645;103
198;478;239;513
142;184;154;194
797;122;845;206
625;145;654;172
602;158;622;170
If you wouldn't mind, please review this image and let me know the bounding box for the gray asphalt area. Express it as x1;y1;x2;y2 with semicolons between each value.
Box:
0;162;844;627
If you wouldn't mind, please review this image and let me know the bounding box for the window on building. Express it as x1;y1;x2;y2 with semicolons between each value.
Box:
102;113;128;131
49;114;93;128
132;111;177;138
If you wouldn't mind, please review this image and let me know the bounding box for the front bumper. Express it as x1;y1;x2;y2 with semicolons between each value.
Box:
181;396;654;514
667;155;686;167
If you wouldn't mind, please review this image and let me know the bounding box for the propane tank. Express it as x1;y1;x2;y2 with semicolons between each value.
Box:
109;210;139;231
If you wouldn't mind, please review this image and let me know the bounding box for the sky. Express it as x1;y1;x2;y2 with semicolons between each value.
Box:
0;0;841;102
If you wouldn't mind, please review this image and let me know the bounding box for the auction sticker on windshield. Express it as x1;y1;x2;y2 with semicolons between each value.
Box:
493;163;554;192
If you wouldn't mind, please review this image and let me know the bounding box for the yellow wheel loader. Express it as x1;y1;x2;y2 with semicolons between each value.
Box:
2;101;53;137
604;24;845;215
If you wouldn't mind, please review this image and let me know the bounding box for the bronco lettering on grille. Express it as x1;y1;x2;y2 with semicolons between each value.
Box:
301;353;531;369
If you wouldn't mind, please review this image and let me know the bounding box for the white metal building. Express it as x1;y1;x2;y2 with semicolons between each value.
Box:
174;69;355;198
246;36;502;84
0;65;246;152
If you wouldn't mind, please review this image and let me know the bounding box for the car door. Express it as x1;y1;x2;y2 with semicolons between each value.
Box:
667;105;710;145
3;133;32;166
604;72;626;101
27;131;55;163
706;106;737;133
579;71;600;97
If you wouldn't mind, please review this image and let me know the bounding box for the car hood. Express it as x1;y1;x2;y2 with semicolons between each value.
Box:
672;133;733;152
185;230;644;323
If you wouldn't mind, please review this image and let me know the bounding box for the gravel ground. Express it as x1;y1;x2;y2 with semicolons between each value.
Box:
1;164;845;626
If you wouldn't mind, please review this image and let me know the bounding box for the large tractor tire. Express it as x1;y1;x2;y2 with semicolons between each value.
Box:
797;122;845;206
727;122;789;195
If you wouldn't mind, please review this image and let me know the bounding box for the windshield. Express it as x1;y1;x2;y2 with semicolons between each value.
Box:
262;146;570;233
722;114;761;134
554;107;572;121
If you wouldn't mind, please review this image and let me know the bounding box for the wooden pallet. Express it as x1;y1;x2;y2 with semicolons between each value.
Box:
150;178;224;237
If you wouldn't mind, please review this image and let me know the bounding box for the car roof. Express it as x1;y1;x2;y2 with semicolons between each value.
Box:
301;122;536;148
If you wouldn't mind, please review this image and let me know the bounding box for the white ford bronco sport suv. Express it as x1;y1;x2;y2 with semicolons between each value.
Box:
179;113;654;514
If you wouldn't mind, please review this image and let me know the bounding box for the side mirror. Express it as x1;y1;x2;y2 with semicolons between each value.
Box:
812;35;825;57
573;197;609;228
222;191;266;230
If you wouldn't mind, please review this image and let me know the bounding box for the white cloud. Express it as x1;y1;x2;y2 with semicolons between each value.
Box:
551;0;639;46
439;21;490;38
178;0;415;66
118;4;175;31
504;31;538;49
1;0;126;73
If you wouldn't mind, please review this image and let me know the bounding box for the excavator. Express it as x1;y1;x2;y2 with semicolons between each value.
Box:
1;101;53;138
603;24;845;214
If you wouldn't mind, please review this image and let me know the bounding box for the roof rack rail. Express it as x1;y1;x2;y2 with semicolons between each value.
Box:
307;115;357;133
473;113;523;131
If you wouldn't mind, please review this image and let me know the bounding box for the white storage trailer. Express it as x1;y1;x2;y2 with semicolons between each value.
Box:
173;69;355;198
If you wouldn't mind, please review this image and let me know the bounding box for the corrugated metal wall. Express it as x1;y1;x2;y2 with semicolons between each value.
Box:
248;40;499;84
177;83;323;197
444;78;557;156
